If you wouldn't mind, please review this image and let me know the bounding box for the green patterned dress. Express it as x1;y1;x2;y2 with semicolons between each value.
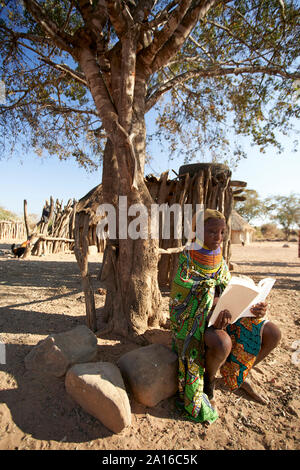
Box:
169;246;231;424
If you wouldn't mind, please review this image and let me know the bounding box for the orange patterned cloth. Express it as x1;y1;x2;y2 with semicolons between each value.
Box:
220;317;266;390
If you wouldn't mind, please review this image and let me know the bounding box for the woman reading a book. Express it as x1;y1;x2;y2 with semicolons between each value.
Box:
169;209;281;424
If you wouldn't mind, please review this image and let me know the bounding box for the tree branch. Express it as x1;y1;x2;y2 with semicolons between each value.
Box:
106;0;129;38
151;0;222;74
204;18;287;70
77;0;109;57
0;24;57;48
146;64;300;112
42;103;99;117
77;46;119;134
138;0;193;70
119;27;139;132
147;1;179;29
39;57;88;86
10;36;88;87
23;0;76;54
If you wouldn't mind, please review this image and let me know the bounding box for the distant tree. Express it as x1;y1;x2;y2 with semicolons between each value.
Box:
234;189;264;223
264;193;300;239
0;205;19;221
260;223;283;239
27;212;40;230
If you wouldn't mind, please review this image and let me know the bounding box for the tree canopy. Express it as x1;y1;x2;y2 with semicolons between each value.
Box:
0;204;19;220
234;189;265;222
264;192;300;238
235;189;300;238
1;0;299;169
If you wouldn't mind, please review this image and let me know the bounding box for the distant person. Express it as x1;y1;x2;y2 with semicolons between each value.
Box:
169;209;281;424
41;207;50;224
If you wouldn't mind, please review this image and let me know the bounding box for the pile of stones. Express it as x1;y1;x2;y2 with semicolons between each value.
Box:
24;325;178;433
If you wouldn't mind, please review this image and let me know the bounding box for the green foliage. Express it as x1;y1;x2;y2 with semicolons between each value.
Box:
150;0;300;164
0;1;299;169
260;223;284;239
234;190;265;222
264;193;300;239
0;0;102;169
0;205;19;221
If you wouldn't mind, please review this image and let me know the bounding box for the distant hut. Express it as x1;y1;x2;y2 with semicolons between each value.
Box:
231;210;255;245
75;184;105;254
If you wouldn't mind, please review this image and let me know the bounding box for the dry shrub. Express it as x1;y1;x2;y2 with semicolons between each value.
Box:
260;223;284;239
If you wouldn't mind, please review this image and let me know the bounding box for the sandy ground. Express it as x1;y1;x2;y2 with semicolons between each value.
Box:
0;240;299;451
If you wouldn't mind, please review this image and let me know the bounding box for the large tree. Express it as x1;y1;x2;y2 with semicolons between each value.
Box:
234;189;264;222
264;193;300;239
1;0;299;339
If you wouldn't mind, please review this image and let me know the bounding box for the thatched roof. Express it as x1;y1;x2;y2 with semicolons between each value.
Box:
76;184;103;224
77;184;103;211
231;210;255;232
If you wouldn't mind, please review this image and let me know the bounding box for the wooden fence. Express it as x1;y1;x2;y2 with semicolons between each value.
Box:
0;221;27;240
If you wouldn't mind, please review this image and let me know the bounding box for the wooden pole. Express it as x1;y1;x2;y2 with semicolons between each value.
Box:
74;213;97;331
23;200;30;239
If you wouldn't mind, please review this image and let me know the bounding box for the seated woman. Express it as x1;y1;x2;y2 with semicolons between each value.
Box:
169;209;281;424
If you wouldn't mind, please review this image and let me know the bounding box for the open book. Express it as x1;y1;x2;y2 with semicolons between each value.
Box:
208;276;276;327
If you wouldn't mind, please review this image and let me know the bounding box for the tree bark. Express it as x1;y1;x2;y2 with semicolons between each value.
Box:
99;140;164;340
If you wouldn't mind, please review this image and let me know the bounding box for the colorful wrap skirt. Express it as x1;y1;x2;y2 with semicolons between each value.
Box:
169;251;266;424
220;317;267;390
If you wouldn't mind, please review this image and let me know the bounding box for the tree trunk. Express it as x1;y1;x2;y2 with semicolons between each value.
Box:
78;43;165;340
99;140;164;340
100;236;163;340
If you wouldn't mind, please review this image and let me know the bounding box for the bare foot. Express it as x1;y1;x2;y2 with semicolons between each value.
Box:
240;380;269;405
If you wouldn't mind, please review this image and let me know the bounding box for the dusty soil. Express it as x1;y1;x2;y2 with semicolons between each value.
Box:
0;240;299;451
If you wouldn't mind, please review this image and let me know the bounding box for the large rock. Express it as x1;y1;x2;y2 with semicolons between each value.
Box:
117;344;178;407
24;325;98;377
65;362;131;433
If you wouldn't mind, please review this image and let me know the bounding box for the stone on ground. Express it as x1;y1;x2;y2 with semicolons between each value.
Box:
65;362;131;433
24;325;98;377
117;343;178;407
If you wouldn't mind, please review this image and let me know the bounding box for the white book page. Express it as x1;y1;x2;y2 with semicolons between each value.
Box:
208;276;276;327
239;278;276;318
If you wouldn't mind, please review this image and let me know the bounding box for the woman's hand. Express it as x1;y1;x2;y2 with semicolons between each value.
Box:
250;302;268;318
213;309;232;330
